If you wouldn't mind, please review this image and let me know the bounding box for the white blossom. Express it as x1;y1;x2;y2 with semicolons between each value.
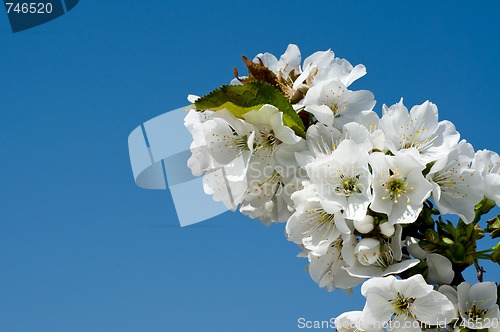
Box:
354;238;382;266
380;99;459;164
185;109;219;176
238;104;305;219
296;122;376;166
302;80;375;129
472;149;500;206
345;225;419;278
361;275;455;331
369;151;433;225
253;43;301;79
305;139;373;221
184;45;500;322
294;48;367;89
457;281;500;330
308;234;364;292
427;141;483;223
286;181;350;254
185;109;255;210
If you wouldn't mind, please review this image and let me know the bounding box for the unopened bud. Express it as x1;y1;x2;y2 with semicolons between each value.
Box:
353;215;375;234
418;240;436;251
425;229;440;244
379;222;395;237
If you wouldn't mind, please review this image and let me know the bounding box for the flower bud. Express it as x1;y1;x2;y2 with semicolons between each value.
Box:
425;229;440;243
379;222;395;237
418;240;436;251
353;215;375;234
354;238;381;266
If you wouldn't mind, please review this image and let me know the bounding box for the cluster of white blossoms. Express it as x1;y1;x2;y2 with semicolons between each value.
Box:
185;45;500;331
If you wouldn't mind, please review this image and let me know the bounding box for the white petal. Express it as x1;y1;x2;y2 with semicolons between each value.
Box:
469;282;499;310
345;89;376;113
344;64;367;87
269;112;301;144
411;290;455;325
346;265;384;278
381;259;420;276
388;200;422;225
305;123;342;157
438;285;458;305
187;94;200;103
426;253;455;284
457;282;472;314
361;275;396;297
335;311;366;332
305;104;334;126
277;44;301;77
253;52;278;72
363;293;394;326
203;168;246;211
406;237;429;260
242;104;278;125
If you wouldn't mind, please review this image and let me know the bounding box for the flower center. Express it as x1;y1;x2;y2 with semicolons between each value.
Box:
391;293;415;315
262;133;278;147
257;130;281;149
254;130;282;155
232;134;249;152
336;174;361;197
331;103;340;115
467;303;489;320
380;170;413;204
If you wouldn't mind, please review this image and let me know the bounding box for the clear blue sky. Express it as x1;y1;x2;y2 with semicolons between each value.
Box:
1;1;499;331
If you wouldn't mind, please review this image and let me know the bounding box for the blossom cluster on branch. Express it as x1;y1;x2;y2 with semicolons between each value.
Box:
184;44;500;332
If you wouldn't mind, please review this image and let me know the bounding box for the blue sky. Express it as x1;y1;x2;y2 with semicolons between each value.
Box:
1;1;499;331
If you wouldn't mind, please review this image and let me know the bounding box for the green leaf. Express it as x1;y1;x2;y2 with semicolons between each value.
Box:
194;82;306;137
487;215;500;239
437;220;457;238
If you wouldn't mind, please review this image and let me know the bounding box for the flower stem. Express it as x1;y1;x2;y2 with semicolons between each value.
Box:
473;259;485;282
